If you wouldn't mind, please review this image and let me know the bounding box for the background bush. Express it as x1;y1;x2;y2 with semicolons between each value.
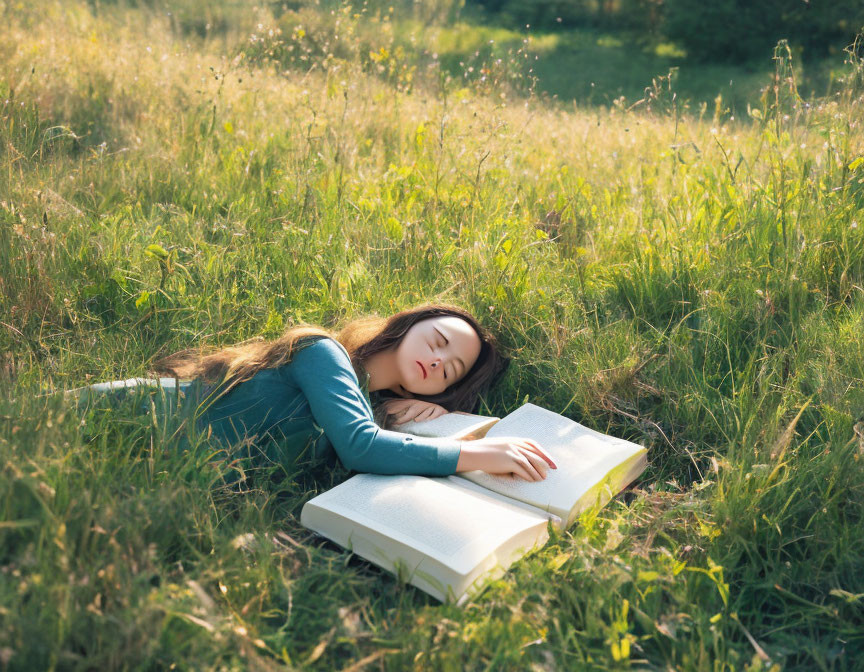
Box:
467;0;864;62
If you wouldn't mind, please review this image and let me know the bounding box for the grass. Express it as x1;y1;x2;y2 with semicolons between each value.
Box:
1;0;863;669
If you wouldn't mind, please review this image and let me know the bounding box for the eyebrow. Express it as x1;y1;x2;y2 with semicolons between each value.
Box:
435;326;465;377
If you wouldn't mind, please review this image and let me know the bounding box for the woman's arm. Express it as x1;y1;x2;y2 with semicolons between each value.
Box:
289;338;556;481
287;338;462;476
379;398;557;481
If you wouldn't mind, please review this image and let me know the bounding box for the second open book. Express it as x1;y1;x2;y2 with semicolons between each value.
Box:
301;403;648;606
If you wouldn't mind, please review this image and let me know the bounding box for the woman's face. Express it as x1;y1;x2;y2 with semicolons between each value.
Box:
393;316;483;396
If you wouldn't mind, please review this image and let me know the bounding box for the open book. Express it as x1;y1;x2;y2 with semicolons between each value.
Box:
301;403;648;605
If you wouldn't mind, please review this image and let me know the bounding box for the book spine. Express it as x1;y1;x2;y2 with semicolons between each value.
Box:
444;475;563;528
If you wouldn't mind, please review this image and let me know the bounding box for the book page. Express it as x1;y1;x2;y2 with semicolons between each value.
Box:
394;412;499;440
302;474;548;574
455;404;647;525
66;377;180;400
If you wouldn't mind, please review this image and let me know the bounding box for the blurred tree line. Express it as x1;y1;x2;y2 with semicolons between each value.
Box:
466;0;864;62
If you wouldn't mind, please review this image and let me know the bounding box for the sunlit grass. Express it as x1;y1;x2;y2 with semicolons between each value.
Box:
1;1;863;669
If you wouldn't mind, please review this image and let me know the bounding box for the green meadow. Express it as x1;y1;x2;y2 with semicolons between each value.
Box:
2;0;863;669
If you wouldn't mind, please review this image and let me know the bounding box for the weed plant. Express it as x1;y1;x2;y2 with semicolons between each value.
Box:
1;1;863;669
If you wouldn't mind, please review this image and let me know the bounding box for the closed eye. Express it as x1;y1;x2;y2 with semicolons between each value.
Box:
434;327;450;379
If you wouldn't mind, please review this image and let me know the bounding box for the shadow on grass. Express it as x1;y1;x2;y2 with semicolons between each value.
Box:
421;20;849;113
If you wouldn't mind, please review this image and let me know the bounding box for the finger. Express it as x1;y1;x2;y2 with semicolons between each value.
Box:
415;407;436;422
514;454;543;482
524;454;545;481
524;452;547;481
503;461;531;481
511;460;537;482
395;406;423;424
520;440;558;469
430;407;447;419
520;449;549;480
405;403;426;421
386;403;407;417
391;406;414;425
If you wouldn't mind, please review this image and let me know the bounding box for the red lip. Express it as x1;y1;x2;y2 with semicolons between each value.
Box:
417;361;427;379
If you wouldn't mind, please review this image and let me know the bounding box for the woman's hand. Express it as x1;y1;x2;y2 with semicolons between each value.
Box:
381;398;449;425
456;437;557;482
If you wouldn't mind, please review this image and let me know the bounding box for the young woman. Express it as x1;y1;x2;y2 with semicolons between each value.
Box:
75;304;557;482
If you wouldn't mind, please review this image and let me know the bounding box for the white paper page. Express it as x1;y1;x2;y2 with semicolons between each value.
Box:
66;377;180;399
306;474;548;573
395;412;499;439
456;404;646;520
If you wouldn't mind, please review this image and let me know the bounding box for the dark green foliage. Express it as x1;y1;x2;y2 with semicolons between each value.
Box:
469;0;661;34
468;0;864;64
663;0;864;63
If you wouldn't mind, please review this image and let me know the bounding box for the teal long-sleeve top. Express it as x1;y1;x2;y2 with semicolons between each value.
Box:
76;337;463;476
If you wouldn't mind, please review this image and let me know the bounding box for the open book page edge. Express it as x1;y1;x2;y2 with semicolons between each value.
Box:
444;475;565;531
467;403;648;522
396;414;500;440
487;403;645;452
300;475;548;576
65;377;180;400
301;501;456;602
301;489;551;606
564;450;648;528
453;442;645;526
453;521;551;606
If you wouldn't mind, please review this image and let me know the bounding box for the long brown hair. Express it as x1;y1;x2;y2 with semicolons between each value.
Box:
151;304;509;424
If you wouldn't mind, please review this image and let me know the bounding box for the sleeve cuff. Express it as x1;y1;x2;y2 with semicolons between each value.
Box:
398;435;462;476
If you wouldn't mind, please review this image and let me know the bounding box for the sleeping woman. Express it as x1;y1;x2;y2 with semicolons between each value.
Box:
72;304;557;482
